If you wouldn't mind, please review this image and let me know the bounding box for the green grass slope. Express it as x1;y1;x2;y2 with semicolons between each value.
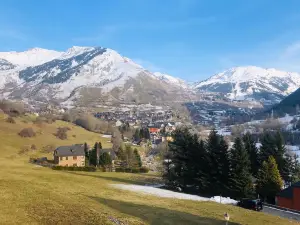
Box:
0;115;297;225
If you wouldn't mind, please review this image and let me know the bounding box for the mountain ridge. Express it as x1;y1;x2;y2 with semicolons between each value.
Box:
193;66;300;104
0;46;192;107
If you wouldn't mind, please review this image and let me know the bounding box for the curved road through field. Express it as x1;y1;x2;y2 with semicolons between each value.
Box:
263;206;300;221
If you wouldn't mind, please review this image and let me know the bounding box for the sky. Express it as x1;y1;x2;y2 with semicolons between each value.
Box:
1;0;300;81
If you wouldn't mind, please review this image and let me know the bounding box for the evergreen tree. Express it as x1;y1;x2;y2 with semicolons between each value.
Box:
259;132;276;166
133;129;140;142
256;156;283;204
243;132;259;177
133;148;142;167
190;139;210;193
166;127;198;190
274;131;287;178
84;142;89;166
229;137;254;199
99;152;112;169
89;142;99;167
98;142;102;149
206;130;230;196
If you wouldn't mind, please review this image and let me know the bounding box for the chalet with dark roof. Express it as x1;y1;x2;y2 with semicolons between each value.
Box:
54;144;86;167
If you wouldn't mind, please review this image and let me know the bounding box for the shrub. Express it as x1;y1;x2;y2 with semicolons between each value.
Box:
125;168;132;173
0;100;24;116
52;166;96;172
19;128;36;137
131;168;140;173
41;144;56;153
18;145;30;155
115;168;125;172
139;167;149;173
74;114;103;132
6;117;16;124
55;127;68;140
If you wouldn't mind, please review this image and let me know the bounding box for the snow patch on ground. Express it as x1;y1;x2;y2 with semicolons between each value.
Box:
102;135;112;138
111;184;237;205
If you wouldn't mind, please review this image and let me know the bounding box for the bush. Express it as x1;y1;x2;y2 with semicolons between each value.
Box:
55;127;68;140
125;168;132;173
0;100;24;116
19;128;36;137
6;117;16;124
115;167;149;173
131;168;140;173
52;166;96;172
139;167;149;173
115;168;125;172
41;144;56;153
74;114;103;132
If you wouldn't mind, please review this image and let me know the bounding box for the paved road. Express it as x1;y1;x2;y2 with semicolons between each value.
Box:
263;206;300;221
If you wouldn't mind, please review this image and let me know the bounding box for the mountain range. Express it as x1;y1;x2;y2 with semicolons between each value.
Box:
0;46;192;108
193;66;300;105
0;46;300;108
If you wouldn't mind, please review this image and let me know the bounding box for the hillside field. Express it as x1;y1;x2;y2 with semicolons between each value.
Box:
0;115;297;224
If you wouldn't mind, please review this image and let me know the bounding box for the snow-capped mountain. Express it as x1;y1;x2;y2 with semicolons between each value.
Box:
0;46;191;107
0;48;63;67
153;72;188;88
193;66;300;104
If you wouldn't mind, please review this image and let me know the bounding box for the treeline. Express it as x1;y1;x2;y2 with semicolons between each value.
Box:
164;128;300;203
251;130;300;146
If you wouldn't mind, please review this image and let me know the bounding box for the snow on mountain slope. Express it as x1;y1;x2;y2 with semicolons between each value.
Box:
193;66;300;104
0;48;63;67
154;72;188;88
0;46;188;106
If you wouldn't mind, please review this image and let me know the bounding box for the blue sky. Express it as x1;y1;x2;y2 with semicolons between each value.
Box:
1;0;300;81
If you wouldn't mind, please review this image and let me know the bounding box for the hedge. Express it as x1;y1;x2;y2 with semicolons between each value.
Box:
52;166;96;172
115;167;149;173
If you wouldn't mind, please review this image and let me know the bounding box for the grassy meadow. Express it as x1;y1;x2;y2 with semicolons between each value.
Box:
0;114;298;224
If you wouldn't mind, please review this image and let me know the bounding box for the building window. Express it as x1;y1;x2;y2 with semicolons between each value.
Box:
66;156;68;160
73;156;77;160
60;157;63;160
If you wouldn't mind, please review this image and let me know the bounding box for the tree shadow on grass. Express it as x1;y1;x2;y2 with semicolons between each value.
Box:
89;196;241;225
67;171;158;185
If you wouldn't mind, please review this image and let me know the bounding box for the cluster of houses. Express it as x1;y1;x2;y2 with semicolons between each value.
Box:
94;109;173;125
95;109;178;147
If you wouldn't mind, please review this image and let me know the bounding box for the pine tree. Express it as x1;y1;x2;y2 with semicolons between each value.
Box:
229;137;254;199
166;127;197;190
84;142;89;166
133;148;142;167
190;139;210;193
206;130;230;196
243;132;259;177
89;142;99;167
256;156;283;204
98;142;102;149
259;132;276;166
99;152;112;169
274;131;286;178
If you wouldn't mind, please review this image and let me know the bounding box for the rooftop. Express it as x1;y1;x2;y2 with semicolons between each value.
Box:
54;145;85;157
